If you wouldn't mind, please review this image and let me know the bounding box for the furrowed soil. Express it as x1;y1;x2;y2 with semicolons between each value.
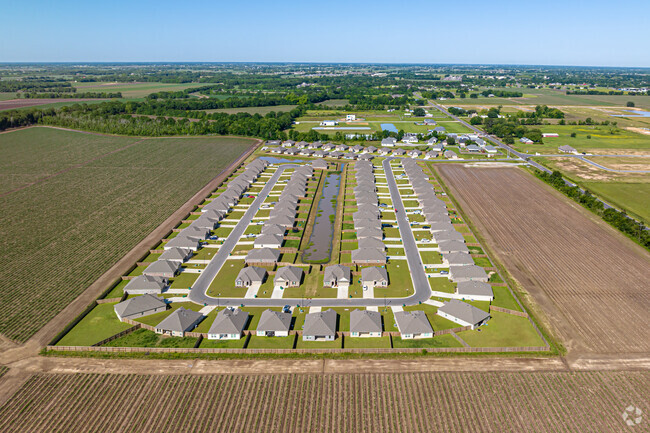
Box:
437;164;650;355
0;371;647;432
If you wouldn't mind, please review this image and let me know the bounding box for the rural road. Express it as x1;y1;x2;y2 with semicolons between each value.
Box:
189;158;432;308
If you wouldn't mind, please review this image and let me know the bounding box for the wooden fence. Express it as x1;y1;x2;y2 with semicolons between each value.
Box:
91;325;140;347
490;305;529;318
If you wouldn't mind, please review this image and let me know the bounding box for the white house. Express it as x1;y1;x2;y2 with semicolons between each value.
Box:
208;308;249;340
320;120;338;126
349;309;382;337
437;299;490;329
346;114;356;121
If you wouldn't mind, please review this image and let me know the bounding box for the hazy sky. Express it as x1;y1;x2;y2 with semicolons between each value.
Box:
1;0;649;67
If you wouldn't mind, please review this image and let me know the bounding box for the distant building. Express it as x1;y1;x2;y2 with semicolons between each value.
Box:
346;114;357;121
320;120;338;126
542;133;559;138
520;137;534;145
558;145;578;154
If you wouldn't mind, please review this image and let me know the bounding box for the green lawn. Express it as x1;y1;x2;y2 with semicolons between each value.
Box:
456;312;545;347
473;257;492;267
582;181;650;224
420;251;442;264
104;280;129;298
207;260;247;297
343;336;391;348
429;277;456;294
103;328;198;348
491;286;522;312
296;338;342;349
56;303;132;346
199;338;246;348
378;263;414;297
392;334;462;348
133;302;203;327
247;335;296;349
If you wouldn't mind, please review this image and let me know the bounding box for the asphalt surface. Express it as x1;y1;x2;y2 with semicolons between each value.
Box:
188;159;432;308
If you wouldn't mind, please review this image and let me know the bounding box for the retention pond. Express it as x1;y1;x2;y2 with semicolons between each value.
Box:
302;168;343;262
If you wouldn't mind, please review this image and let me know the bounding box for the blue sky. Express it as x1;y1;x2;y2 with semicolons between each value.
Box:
1;0;649;67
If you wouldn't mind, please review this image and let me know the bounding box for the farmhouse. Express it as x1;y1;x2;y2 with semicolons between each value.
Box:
274;266;303;288
349;310;382;337
208;308;249;340
394;310;433;339
543;133;559;138
155;307;203;337
123;274;168;295
442;252;475;266
245;248;281;265
437;299;490;329
235;266;267;287
143;260;181;279
520;137;534;145
256;309;292;337
423;118;437;125
254;234;284;249
323;264;351;288
449;265;489;283
346;114;357;121
361;266;388;289
351;248;387;264
114;294;166;321
456;281;494;301
303;309;337;341
559;145;578;154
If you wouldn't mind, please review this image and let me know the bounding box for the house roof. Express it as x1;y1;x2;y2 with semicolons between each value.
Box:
257;309;292;332
261;224;286;236
357;227;383;239
156;307;203;333
303;309;337;337
124;275;167;294
209;309;249;335
351;248;386;262
245;248;281;262
324;264;351;282
450;265;488;280
361;266;388;282
394;310;433;335
114;294;166;318
437;240;470;254
443;252;474;265
236;266;267;283
456;281;494;298
433;230;465;242
159;247;192;262
438;299;490;325
358;237;386;250
254;233;284;247
349;310;382;334
274;266;303;284
143;260;181;276
164;235;201;250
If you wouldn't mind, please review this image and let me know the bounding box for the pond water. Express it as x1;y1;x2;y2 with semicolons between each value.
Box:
611;109;650;118
381;123;399;133
259;156;305;164
302;169;343;262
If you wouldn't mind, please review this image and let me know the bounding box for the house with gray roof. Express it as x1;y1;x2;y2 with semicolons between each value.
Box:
394;310;433;339
192;215;219;230
329;151;343;159
559;145;578;154
261;224;286;236
424;150;439;159
444;150;459;160
271;147;284;154
163;235;201;252
114;294;166;320
432;230;465;243
284;147;299;155
349;310;382;337
274;266;303;288
155;307;203;337
428;222;454;233
208;308;249;340
437;240;470;254
437;299;490;329
357;227;383;240
245;248;281;265
323;265;351;288
235;266;267;287
158;247;192;264
254;233;284;249
202;198;230;213
442;252;474;267
143;260;181;279
381;137;397;147
449;265;489;283
123;274;168;295
267;215;294;228
303;309;337;341
456;281;494;302
295;141;309;149
358;237;386;250
256;309;292;337
361;266;388;289
351;248;387;264
181;225;211;240
393;148;406;156
466;144;481;153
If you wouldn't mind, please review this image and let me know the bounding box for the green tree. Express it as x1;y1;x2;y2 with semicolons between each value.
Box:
627;101;635;107
413;107;425;117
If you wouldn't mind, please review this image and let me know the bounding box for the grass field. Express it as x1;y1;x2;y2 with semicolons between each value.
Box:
204;105;297;115
0;127;255;342
72;82;207;98
582;181;650;224
1;371;647;432
457;312;545;347
56;302;132;346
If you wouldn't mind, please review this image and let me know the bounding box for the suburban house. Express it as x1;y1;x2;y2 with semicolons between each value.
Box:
484;145;498;154
424;150;439;159
254;234;284;249
114;294;166;321
123;274;168;295
155;307;203;337
207;308;249;340
329;151;343;159
408;149;422;158
351;248;387;264
394;310;434;339
379;147;391;156
261;224;286;236
235;266;267;287
349;310;382;337
245;248;281;265
402;133;418;144
442;252;475;267
308;141;322;149
437;240;470;254
381;137;397;147
356;227;383;240
271;147;284;154
466;144;480;153
423;118;437;126
143;260;181;279
299;149;314;156
282;140;295;148
256;309;292;337
433;126;446;134
351;145;364;153
358;237;386;250
444;150;459;160
323;264;351;288
437;299;490;329
295;141;309;149
393;148;406;156
311;160;329;170
449;265;489;283
432;230;465;243
274;266;303;288
336;144;349;152
456;281;494;302
361;266;388;289
164;235;201;252
302;309;337;341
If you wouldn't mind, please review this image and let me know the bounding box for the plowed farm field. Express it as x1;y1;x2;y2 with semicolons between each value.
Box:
437;165;650;354
0;371;647;432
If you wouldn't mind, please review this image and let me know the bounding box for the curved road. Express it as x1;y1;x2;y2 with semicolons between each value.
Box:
189;158;432;308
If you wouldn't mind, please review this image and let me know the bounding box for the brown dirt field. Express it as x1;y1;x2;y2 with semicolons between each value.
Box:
588;156;650;171
541;157;650;183
0;371;647;432
0;98;105;111
437;165;650;355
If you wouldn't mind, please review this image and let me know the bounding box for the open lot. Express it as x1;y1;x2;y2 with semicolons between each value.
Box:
72;82;207;99
0;371;647;432
0;127;255;342
437;164;650;354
